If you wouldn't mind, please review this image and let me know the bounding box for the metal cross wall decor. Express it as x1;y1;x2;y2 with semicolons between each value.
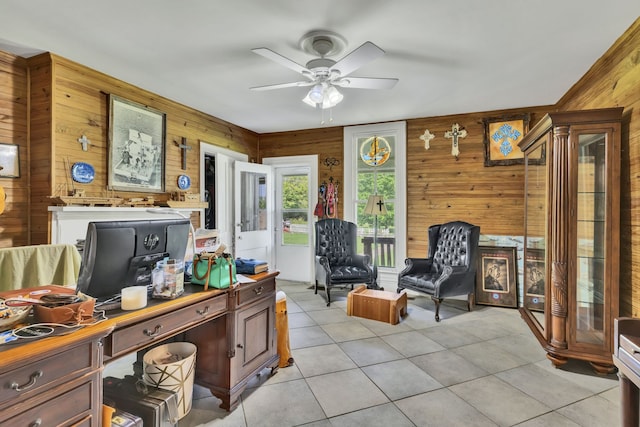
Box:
176;137;192;170
444;123;467;157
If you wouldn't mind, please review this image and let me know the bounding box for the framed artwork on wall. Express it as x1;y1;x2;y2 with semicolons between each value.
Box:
524;248;545;312
0;143;20;178
108;95;166;193
483;114;530;166
475;246;518;308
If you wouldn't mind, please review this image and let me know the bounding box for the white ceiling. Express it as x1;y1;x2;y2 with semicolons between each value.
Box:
0;1;638;134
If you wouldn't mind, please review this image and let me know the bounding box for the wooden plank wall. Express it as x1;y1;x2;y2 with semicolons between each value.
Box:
556;18;640;317
26;53;260;245
260;106;552;257
0;51;29;247
29;54;54;244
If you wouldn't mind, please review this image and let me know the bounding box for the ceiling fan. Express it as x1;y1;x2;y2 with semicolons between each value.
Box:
250;30;399;109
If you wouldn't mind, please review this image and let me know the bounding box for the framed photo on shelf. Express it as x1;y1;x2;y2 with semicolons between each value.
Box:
108;95;166;193
0;143;20;178
483;114;530;166
524;248;545;311
475;246;518;308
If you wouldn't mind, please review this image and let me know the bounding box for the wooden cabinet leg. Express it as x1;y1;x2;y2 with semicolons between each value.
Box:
619;373;640;427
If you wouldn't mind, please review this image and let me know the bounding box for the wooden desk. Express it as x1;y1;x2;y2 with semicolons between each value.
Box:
0;271;279;425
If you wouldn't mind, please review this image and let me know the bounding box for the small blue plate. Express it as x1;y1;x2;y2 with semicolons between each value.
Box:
71;162;95;184
178;174;191;190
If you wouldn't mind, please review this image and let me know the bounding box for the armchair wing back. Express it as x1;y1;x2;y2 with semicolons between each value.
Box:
398;221;480;321
315;219;376;306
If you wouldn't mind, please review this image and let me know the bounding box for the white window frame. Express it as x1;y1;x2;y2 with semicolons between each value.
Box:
343;121;407;290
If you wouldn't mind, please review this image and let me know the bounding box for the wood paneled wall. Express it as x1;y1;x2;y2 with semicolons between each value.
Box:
556;18;640;317
260;107;552;256
0;51;29;247
25;53;259;245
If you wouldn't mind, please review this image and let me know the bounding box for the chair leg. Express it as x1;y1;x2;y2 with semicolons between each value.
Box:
467;292;475;312
314;280;318;295
325;284;331;307
431;296;443;322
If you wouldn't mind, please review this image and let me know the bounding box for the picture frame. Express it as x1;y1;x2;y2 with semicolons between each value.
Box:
108;95;166;193
524;248;545;312
475;246;518;308
483;114;530;166
0;143;20;178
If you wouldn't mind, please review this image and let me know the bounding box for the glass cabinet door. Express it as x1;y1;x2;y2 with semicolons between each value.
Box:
574;132;607;345
523;141;547;334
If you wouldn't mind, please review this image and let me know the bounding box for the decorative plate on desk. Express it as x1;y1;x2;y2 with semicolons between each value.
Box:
177;174;191;190
71;162;95;184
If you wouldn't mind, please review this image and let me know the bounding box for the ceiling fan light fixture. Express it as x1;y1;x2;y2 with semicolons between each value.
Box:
308;84;325;103
325;85;343;105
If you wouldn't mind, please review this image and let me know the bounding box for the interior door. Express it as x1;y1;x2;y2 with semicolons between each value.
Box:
274;166;313;282
234;162;273;264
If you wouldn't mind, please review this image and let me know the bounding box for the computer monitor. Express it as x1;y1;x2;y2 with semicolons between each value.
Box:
76;218;190;300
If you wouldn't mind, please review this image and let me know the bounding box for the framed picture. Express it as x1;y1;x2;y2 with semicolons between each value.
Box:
524;248;545;311
0;143;20;178
483;114;530;166
475;246;518;308
108;95;166;192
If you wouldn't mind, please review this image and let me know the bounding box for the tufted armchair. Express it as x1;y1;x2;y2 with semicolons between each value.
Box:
315;219;377;306
398;221;480;321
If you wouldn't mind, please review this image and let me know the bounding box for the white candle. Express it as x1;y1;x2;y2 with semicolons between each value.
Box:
121;286;148;310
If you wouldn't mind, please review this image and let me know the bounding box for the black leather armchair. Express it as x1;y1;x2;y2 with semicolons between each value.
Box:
315;219;377;306
398;221;480;321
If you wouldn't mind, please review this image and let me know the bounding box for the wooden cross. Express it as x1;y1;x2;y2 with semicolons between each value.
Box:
444;123;467;157
176;137;192;170
77;135;91;151
376;198;385;212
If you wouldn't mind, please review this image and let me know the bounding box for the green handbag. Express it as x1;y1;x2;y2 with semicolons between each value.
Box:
191;252;237;290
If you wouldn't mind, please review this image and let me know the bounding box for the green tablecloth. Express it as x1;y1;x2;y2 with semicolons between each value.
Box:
0;244;81;291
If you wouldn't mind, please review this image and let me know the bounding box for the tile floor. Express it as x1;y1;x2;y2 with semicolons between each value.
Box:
105;281;622;426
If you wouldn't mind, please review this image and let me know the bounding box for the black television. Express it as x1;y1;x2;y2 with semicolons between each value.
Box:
76;218;190;301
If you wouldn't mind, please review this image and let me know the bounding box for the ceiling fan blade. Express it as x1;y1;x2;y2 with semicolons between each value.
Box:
252;47;313;77
334;77;398;90
250;81;315;91
331;41;385;77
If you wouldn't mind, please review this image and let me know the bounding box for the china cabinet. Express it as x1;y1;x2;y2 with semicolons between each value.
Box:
519;107;622;372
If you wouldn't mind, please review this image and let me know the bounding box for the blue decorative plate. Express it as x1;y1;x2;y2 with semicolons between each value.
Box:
177;174;191;190
71;162;95;184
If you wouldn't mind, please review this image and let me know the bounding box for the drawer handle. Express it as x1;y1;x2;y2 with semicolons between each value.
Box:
196;306;210;316
253;286;264;296
143;325;163;337
10;370;43;392
30;419;42;427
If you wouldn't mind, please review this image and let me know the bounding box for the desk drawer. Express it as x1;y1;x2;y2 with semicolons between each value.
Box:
0;341;94;405
107;296;227;357
6;377;94;426
235;280;276;308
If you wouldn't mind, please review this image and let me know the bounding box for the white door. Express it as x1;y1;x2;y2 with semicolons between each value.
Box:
264;155;317;283
234;162;273;264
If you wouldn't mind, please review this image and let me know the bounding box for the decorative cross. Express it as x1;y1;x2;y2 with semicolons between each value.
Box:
77;135;91;151
419;129;435;150
492;123;521;157
444;123;467;157
176;137;192;170
376;198;385;213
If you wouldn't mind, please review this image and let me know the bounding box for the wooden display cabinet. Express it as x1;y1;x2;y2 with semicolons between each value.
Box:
518;107;622;373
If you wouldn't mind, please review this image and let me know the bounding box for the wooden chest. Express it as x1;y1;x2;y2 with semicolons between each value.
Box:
347;285;407;325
